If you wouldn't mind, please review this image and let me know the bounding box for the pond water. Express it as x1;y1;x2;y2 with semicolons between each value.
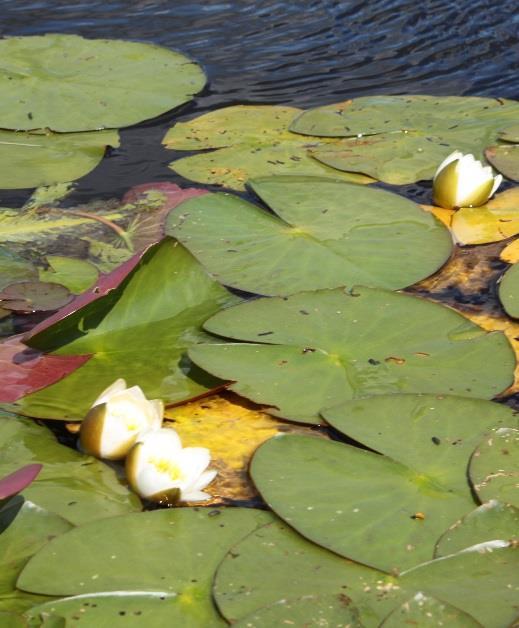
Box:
0;0;517;206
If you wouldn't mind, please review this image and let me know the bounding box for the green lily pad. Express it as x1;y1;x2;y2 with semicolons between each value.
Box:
234;594;364;627
499;263;519;318
25;592;191;627
12;239;236;420
189;287;514;423
167;176;451;295
39;256;98;294
0;497;71;597
19;508;273;627
469;428;519;506
435;501;519;557
321;394;518;498
163;105;372;190
0;34;206;132
400;543;519;628
0;129;120;189
0;611;25;628
214;521;406;627
0;412;141;524
379;593;481;627
251;434;474;572
0;281;72;313
485;144;519;182
499;125;519;143
290;96;519;183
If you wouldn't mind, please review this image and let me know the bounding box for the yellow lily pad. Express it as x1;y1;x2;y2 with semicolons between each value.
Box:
164;393;326;503
421;204;455;229
451;187;519;245
500;239;519;263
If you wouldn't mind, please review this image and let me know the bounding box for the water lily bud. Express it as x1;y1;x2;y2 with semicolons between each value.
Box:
432;151;502;209
126;428;217;505
79;378;164;460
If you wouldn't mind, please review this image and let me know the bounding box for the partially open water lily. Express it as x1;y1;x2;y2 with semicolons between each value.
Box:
126;428;216;504
79;378;164;460
432;151;502;209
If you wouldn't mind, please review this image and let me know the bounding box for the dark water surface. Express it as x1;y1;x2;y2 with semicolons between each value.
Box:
0;0;517;206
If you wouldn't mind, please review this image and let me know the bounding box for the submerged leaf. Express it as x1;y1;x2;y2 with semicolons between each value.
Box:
189;287;514;423
39;256;98;295
379;593;481;627
0;34;206;132
163;105;372;190
0;281;72;313
167;176;452;295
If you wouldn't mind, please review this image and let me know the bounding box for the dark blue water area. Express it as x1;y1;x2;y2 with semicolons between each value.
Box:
0;0;518;206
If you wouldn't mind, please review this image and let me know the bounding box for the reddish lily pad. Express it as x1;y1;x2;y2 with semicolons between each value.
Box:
0;282;72;314
0;465;42;505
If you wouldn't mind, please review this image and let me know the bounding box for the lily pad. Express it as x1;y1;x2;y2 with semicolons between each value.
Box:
400;542;519;628
234;594;364;627
163;105;372;190
499;262;519;318
499;125;519;143
469;428;519;506
167;176;452;295
189;287;514;423
435;501;519;557
0;281;72;313
39;256;98;295
0;611;25;628
0;497;71;596
11;239;235;420
0;129;120;189
0;249;36;291
0;411;141;524
290;96;519;184
485;144;519;181
214;521;406;627
0;34;206;132
18;508;273;626
25;592;185;627
450;186;519;245
321;394;518;498
251;434;474;572
379;593;481;627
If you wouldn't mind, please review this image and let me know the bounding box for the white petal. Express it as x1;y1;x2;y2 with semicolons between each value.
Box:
434;150;462;180
454;156;492;206
176;447;211;481
180;489;212;502
92;378;127;406
490;174;503;197
133;464;180;497
125;385;147;401
149;400;165;427
191;469;217;492
136;428;183;455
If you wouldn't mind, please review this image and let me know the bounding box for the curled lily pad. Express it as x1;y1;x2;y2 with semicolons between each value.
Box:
0;281;72;313
435;501;519;557
189;287;514;423
485;144;519;181
167;176;452;295
498;262;519;318
18;508;273;626
379;593;481;627
469;428;519;507
11;240;236;420
499;125;519;142
0;129;120;189
163;105;372;190
290;96;519;184
251;433;474;572
0;465;42;506
0;34;206;132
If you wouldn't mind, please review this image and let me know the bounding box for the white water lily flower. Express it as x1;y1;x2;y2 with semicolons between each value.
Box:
432;150;502;209
126;428;217;504
79;378;164;460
